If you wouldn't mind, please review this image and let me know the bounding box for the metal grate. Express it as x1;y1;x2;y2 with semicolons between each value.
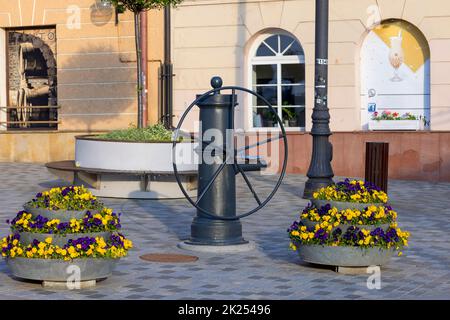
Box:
139;253;199;263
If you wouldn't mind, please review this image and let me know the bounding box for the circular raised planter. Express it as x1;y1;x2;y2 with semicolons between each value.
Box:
6;257;118;282
75;136;197;172
68;136;199;199
17;231;112;247
311;199;385;211
23;203;93;220
296;244;394;267
301;219;390;232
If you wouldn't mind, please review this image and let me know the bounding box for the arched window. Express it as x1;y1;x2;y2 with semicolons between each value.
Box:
249;33;305;129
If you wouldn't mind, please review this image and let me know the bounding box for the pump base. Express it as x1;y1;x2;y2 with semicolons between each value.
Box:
177;241;256;253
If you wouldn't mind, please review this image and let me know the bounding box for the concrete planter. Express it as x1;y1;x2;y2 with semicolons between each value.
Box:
301;219;390;232
311;199;383;211
69;136;198;199
296;244;394;267
18;231;112;247
75;136;197;172
6;257;118;282
368;120;420;131
23;202;92;220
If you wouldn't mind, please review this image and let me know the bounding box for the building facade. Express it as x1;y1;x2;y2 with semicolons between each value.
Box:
1;0;450;181
0;0;163;162
170;0;450;181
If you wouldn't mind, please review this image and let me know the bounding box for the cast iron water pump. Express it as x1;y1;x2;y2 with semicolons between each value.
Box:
172;77;288;248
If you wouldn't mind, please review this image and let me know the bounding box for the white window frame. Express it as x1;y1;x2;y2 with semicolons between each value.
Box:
247;33;306;132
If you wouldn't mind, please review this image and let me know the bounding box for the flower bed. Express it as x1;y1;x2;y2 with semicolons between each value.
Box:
23;186;104;220
368;120;420;131
313;179;388;204
289;179;410;267
17;232;112;248
289;225;409;251
25;186;103;212
371;111;418;121
75;135;196;173
94;124;181;143
73;124;198;200
1;186;133;283
2;234;132;260
9;208;121;234
368;111;423;131
300;203;396;227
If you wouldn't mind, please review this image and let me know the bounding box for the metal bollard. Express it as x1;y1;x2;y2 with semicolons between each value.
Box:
365;142;389;193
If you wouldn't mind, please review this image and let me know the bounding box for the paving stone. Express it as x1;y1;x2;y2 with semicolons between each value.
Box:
0;163;449;299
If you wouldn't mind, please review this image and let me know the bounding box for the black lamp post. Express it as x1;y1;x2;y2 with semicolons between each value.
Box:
303;0;334;199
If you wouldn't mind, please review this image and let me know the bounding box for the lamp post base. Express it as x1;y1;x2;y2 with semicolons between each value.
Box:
303;177;334;199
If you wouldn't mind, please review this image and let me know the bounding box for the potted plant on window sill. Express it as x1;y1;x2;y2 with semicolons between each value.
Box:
261;109;278;127
368;111;425;131
282;107;298;127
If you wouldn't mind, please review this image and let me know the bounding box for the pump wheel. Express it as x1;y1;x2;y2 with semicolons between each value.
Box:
172;78;288;221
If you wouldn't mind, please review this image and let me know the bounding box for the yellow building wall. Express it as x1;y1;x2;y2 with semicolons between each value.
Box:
0;0;163;131
0;0;164;162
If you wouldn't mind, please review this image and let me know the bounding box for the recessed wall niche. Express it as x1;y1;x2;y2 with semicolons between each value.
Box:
7;26;57;130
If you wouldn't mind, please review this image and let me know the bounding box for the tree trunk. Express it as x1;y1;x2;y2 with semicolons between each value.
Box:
134;12;144;128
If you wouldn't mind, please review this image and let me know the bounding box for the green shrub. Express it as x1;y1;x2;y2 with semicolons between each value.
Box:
95;124;178;142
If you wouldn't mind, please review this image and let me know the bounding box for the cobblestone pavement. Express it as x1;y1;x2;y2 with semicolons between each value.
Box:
0;162;449;300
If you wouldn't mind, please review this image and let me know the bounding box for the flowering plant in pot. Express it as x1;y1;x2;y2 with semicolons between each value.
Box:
8;207;122;247
23;186;104;220
300;203;396;232
312;179;388;210
369;111;425;131
282;107;298;127
290;179;410;267
288;224;409;252
2;186;133;282
2;234;133;281
287;223;410;267
371;111;418;121
1;234;132;260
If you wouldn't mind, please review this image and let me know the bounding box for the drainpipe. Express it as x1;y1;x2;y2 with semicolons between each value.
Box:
140;10;148;127
162;5;174;129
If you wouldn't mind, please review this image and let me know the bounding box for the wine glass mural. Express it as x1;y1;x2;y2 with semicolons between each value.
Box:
389;31;404;82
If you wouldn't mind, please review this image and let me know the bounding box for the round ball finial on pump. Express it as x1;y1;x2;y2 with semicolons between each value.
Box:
210;76;223;89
